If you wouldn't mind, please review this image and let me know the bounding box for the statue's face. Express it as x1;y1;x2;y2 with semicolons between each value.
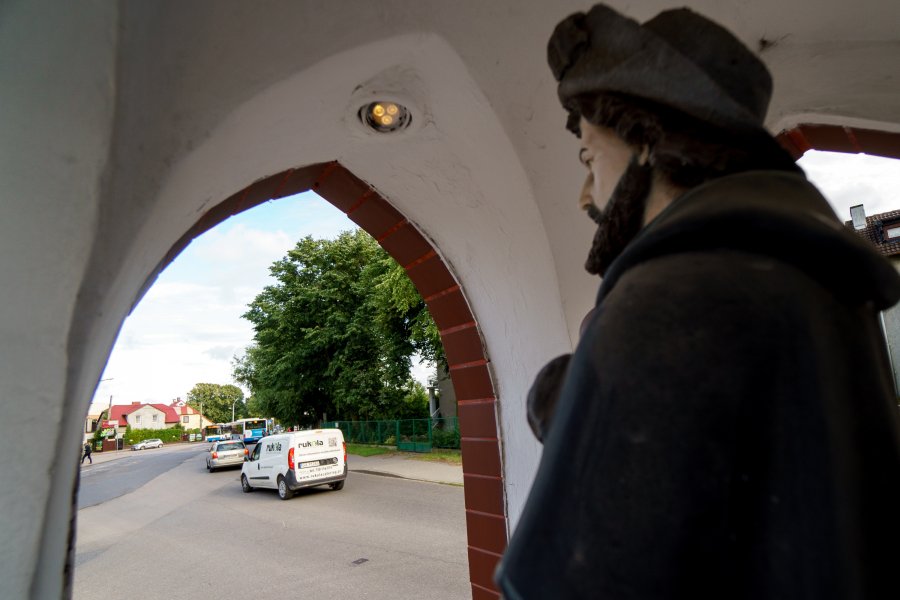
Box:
577;116;656;276
578;118;634;213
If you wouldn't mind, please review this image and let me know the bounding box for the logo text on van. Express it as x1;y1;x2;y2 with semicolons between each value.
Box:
299;440;324;448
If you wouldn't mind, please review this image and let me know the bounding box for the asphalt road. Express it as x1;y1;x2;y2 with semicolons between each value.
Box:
77;443;203;509
73;444;469;599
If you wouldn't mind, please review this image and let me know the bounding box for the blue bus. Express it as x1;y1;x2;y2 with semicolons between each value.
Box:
228;418;268;444
203;424;229;443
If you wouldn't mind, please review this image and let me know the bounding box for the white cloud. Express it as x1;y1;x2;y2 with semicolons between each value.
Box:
799;151;900;221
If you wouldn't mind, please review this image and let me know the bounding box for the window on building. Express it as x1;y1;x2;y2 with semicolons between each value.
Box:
135;415;141;424
152;414;158;423
886;224;900;240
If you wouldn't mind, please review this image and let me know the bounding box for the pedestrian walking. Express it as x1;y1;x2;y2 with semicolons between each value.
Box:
81;441;93;465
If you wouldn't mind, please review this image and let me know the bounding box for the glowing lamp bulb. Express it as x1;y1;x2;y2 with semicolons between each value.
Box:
360;100;410;133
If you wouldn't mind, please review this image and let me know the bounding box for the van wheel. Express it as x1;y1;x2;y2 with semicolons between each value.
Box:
277;476;293;500
241;475;253;493
330;480;345;491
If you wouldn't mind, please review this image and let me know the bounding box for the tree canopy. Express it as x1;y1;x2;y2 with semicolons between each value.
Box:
233;229;443;426
186;383;246;424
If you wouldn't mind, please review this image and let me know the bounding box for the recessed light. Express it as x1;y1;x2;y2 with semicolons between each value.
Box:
359;101;411;133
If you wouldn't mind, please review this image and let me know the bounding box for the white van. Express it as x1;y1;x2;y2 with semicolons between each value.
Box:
240;429;347;500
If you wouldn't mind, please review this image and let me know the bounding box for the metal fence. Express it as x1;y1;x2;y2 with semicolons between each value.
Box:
323;417;459;453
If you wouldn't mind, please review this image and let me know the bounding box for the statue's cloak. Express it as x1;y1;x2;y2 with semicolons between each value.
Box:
498;171;900;599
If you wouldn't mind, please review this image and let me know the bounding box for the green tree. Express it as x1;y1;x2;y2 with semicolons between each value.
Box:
234;230;442;425
394;380;430;419
186;383;245;424
244;394;266;419
373;258;446;368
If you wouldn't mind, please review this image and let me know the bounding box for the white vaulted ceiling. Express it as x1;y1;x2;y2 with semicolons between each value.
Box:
2;1;899;598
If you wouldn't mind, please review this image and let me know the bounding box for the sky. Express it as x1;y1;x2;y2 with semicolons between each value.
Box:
91;191;369;411
90;151;900;412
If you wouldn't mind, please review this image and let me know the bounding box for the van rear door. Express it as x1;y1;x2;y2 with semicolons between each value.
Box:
290;430;345;484
258;435;286;488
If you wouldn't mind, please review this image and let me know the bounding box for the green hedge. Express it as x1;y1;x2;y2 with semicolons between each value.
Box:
124;425;200;445
431;426;460;449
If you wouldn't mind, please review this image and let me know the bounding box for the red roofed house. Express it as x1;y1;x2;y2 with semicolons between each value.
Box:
169;400;209;431
847;203;900;394
107;402;179;436
106;401;211;436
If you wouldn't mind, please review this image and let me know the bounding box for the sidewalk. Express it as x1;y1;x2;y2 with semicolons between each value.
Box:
80;442;464;486
347;453;463;486
79;442;207;468
78;448;129;468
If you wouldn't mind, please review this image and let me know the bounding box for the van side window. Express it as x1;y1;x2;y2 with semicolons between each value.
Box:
250;444;261;461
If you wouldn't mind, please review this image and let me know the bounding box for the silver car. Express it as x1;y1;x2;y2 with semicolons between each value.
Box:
131;438;163;450
206;440;247;472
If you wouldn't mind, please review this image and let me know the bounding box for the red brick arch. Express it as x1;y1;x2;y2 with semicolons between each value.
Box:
159;161;505;599
778;124;900;160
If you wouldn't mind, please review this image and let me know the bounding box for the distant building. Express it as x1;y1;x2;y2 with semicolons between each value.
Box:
107;402;179;436
83;410;103;443
168;400;208;430
847;204;900;394
101;401;208;436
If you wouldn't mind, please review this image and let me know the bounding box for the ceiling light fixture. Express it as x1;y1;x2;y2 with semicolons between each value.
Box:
360;101;411;133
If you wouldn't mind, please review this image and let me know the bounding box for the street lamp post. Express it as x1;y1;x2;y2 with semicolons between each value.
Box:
232;399;238;423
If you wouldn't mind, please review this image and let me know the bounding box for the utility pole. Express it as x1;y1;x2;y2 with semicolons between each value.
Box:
96;377;114;452
108;394;116;453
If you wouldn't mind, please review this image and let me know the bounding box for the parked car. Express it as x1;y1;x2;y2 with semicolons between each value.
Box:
206;440;248;472
131;438;163;451
241;429;346;500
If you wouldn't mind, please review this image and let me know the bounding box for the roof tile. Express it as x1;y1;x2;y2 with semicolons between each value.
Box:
846;209;900;257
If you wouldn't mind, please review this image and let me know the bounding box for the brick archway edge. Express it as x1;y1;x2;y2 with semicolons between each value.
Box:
778;123;900;160
154;162;505;599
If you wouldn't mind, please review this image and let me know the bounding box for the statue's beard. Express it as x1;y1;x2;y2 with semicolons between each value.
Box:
584;156;654;276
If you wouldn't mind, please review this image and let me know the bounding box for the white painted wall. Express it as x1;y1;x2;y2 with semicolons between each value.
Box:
2;1;900;597
128;406;167;431
0;1;117;597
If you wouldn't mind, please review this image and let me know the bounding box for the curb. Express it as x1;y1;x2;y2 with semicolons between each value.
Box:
349;467;464;487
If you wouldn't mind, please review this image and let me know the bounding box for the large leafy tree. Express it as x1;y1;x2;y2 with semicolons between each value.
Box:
186;383;245;424
234;230;441;426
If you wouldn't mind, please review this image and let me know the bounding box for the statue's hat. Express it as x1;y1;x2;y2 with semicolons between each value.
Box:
548;4;772;134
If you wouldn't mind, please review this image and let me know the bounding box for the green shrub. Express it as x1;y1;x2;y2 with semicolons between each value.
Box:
431;426;460;449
